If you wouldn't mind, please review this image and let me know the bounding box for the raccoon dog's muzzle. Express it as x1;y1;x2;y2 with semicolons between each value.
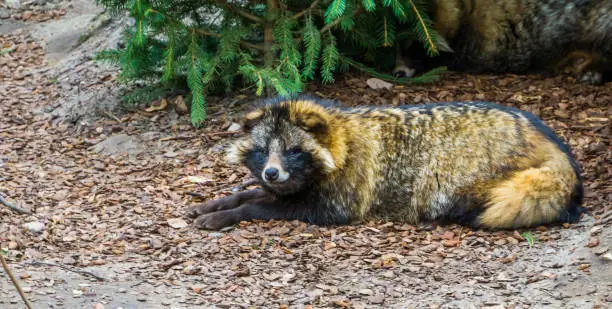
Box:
262;139;290;184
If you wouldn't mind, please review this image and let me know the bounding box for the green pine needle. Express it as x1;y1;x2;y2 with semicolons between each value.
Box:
361;0;376;12
302;17;321;79
321;36;340;84
325;0;347;24
94;0;449;127
521;232;537;246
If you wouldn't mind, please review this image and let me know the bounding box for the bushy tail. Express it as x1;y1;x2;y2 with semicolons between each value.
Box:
478;161;584;229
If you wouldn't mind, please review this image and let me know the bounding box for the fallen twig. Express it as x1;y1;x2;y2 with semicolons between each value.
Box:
1;247;33;309
0;193;32;215
24;261;107;281
160;131;241;142
186;191;207;198
160;135;197;142
205;131;242;137
102;109;122;123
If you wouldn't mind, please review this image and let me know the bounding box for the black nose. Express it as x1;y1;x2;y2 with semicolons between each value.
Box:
394;71;406;78
264;168;279;181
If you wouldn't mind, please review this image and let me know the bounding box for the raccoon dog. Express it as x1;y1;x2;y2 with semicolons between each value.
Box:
186;96;584;230
392;0;612;84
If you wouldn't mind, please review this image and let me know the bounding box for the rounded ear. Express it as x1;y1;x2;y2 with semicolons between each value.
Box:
241;109;264;132
295;112;328;134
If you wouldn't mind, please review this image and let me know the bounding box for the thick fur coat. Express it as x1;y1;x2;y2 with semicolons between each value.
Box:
186;96;584;230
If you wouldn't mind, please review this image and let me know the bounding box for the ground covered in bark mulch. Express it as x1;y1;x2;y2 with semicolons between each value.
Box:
1;4;611;308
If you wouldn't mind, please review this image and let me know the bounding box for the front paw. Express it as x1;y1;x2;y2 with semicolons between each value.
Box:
185;195;236;218
185;203;208;218
194;212;237;230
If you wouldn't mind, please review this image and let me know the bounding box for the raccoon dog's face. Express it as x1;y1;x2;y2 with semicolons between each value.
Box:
226;100;340;195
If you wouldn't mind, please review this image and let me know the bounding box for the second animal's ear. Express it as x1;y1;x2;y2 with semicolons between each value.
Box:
296;112;328;134
242;109;264;132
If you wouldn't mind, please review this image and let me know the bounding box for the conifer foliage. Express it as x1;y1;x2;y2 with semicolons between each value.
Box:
96;0;446;126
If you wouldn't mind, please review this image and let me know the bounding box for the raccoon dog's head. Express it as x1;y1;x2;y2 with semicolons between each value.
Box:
226;98;344;195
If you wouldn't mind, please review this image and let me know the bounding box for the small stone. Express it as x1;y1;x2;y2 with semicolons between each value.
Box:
22;221;45;233
0;9;10;19
359;288;374;296
600;253;612;262
586;237;600;248
227;122;242;132
161;300;172;306
93;161;106;171
62;256;77;265
420;244;438;253
22;11;32;20
366;78;393;90
167;218;188;229
494;239;507;246
117;288;127;293
306;288;324;298
590;226;602;236
137;296;147;302
506;237;519;245
207;232;223;238
150;238;163;249
382;271;395;279
72;290;83;297
182;264;199;275
593;246;609;255
6;0;21;9
367;295;384;304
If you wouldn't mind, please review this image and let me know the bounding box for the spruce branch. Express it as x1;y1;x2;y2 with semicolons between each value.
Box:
292;0;323;20
214;0;264;23
194;28;265;51
320;7;363;34
95;0;446;126
406;0;438;55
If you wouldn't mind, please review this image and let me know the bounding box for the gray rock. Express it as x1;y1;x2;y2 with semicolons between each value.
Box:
0;8;10;19
22;221;45;233
227;122;242;132
5;0;21;9
92;134;146;156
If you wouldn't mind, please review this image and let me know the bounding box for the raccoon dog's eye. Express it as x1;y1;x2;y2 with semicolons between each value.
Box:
286;147;303;156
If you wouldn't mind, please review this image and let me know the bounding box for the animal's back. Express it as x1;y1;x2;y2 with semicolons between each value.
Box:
349;102;584;228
